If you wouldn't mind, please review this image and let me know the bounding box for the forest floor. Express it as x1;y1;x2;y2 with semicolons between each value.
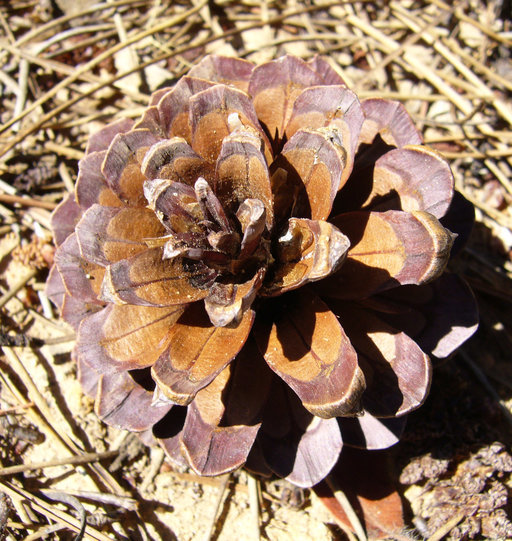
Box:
0;1;512;539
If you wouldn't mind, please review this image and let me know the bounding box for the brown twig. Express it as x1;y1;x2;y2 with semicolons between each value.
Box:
0;194;57;211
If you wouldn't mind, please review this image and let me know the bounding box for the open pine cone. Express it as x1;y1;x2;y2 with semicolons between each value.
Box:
46;55;478;487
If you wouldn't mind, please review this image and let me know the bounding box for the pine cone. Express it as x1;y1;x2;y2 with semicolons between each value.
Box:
46;55;478;487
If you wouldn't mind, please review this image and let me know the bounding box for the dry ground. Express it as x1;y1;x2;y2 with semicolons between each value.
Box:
0;1;511;539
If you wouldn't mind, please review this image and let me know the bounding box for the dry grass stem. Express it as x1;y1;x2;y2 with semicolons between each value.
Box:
0;450;118;477
326;475;367;541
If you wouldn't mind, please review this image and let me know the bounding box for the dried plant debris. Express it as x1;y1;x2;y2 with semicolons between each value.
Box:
0;0;510;539
399;358;512;540
0;492;11;539
403;443;512;540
